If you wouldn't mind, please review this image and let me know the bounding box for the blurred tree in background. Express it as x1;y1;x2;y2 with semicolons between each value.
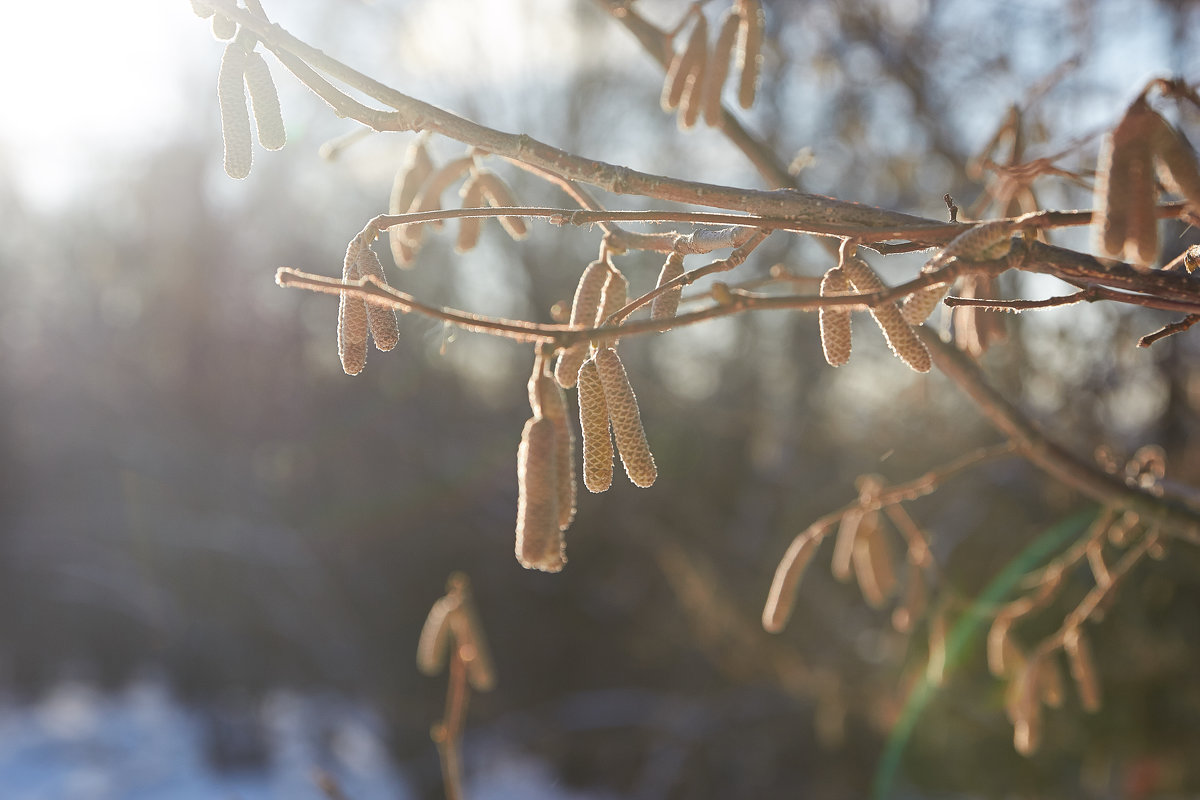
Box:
1;1;1200;797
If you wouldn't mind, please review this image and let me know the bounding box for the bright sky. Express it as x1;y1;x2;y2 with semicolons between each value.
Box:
0;0;200;209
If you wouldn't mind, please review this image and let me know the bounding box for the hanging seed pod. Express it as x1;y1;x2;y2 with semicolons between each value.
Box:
212;13;237;40
735;0;764;109
416;591;460;676
819;267;853;367
243;51;285;151
1093;96;1160;265
840;256;931;373
578;357;613;493
900;283;950;326
355;245;400;352
515;416;565;573
529;358;577;531
763;526;825;633
554;259;611;388
338;238;370;375
191;0;214;19
677;14;709;131
595;348;656;487
852;521;896;609
662;13;709;113
1150;111;1200;208
217;43;252;180
1064;627;1101;712
442;578;496;691
474;170;529;240
703;8;741;127
651;253;686;322
455;174;485;253
388;138;435;266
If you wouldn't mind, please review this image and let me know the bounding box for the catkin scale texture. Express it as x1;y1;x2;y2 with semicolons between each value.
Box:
577;358;613;493
356;246;400;352
818;267;852;366
595;348;656;487
529;366;577;531
597;266;629;329
554;260;610;388
243;52;285;151
389;139;434;267
900;282;949;325
841;256;931;373
217;44;252;180
338;239;369;375
651;253;686;322
515;417;565;572
1093;98;1160;265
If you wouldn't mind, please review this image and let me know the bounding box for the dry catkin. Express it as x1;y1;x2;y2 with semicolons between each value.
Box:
410;154;476;244
554;259;610;388
818;267;852;367
735;0;764;109
677;14;709;131
852;521;896;609
529;361;577;531
704;8;740;126
243;51;285;151
443;586;497;691
1008;659;1043;756
924;220;1015;273
987;614;1016;677
1064;627;1101;712
1150;110;1200;208
474;171;529;240
455;175;485;253
595;347;657;487
577;357;613;493
900;282;949;326
662;14;708;113
212;12;237;40
515;416;565;573
651;253;686;322
217;43;252;180
891;560;925;633
840;256;931;373
762;527;823;633
389;138;434;266
1093;96;1160;265
355;245;400;352
416;593;460;676
831;506;864;583
1038;652;1065;708
338;238;369;375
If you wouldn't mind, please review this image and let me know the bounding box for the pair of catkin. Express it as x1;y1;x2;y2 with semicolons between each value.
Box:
578;348;657;492
1093;94;1200;266
819;255;931;373
455;169;529;253
554;258;629;388
661;0;764;129
216;40;285;180
514;355;577;572
338;233;400;375
416;573;496;692
897;220;1018;326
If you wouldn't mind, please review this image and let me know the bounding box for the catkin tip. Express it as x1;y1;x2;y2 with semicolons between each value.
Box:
595;348;656;487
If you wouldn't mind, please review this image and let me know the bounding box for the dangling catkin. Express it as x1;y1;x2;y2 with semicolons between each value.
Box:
852;522;896;609
243;51;285;151
1038;652;1065;708
516;416;565;573
456;174;485;253
217;43;252;180
900;282;949;325
1093;96;1159;265
554;259;610;388
651;253;686;322
416;592;460;676
831;506;864;583
355;244;400;352
677;14;709;131
735;0;764;109
529;360;577;531
474;170;529;240
1008;660;1043;756
410;155;475;245
1150;110;1200;209
892;560;925;633
704;8;741;127
924;220;1016;274
212;12;237;40
191;0;214;18
662;13;709;113
442;581;496;691
1064;627;1101;712
338;238;369;375
595;347;657;487
597;265;629;329
762;526;823;633
389;138;434;267
840;256;931;373
819;267;852;366
577;357;613;493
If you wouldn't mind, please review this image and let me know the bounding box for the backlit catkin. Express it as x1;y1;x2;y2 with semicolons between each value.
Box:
735;0;764;109
416;593;459;676
456;175;484;253
841;256;931;373
389;138;434;266
1093;96;1159;265
529;361;577;531
852;519;896;609
474;171;529;240
662;13;708;114
243;52;285;151
212;12;237;40
217;43;252;180
595;347;657;488
831;506;864;583
597;265;629;328
554;259;610;388
925;220;1015;273
338;238;369;375
190;0;214;18
577;357;613;493
1150;110;1200;209
900;282;949;325
516;416;565;573
818;267;852;366
651;253;686;322
355;245;400;352
676;14;709;131
703;9;740;126
762;526;823;633
1064;627;1101;712
444;596;497;692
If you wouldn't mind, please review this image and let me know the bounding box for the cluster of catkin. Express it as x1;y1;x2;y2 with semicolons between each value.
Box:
661;0;765;129
1093;92;1200;266
338;232;400;375
818;250;931;373
195;2;286;180
387;141;527;267
416;572;496;692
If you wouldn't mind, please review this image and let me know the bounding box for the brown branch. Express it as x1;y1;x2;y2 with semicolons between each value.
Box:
1138;314;1200;348
945;285;1200;316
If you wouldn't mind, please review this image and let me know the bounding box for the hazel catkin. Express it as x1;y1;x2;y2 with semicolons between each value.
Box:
338;238;369;375
818;267;852;366
762;526;823;633
515;416;565;572
735;0;764;109
651;253;686;322
355;244;400;352
704;8;741;127
554;259;610;388
595;347;657;488
840;256;931;373
389;138;434;267
529;360;577;531
217;43;252;180
243;51;285;151
577;357;613;493
474;170;529;240
1093;96;1160;265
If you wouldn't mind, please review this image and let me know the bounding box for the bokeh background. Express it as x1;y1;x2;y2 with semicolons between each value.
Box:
2;0;1200;797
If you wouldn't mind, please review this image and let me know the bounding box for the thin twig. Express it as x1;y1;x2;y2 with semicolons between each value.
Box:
1138;314;1200;347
